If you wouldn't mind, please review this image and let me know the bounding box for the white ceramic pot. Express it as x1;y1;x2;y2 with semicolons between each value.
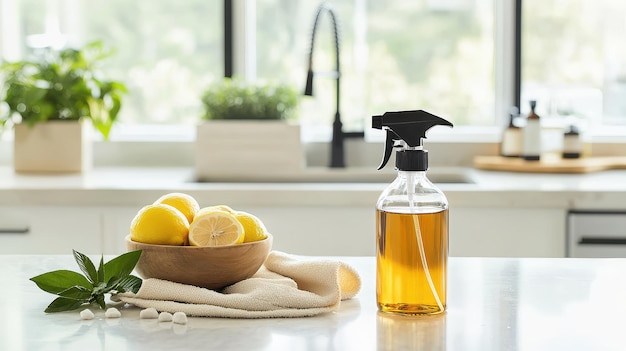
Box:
195;120;304;181
13;120;91;173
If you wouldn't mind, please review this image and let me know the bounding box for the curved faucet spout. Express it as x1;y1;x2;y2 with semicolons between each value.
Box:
304;2;363;168
304;3;340;101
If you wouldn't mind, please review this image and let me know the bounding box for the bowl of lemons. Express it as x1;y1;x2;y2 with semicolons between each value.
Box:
126;193;273;290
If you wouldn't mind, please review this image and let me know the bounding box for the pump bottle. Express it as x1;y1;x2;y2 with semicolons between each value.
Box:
372;110;453;315
501;106;521;158
522;100;542;161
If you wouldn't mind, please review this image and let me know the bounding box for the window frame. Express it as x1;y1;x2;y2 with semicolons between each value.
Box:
2;0;625;146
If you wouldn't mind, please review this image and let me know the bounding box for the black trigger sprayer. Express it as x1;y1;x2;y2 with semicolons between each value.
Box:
372;110;453;171
372;109;453;316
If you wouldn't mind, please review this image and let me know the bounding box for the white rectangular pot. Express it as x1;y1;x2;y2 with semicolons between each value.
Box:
195;120;304;181
13;120;91;173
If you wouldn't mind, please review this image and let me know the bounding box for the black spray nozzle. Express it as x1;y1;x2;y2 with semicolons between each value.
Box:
372;110;453;170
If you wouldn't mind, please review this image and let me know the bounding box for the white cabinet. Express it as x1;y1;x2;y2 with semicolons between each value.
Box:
0;205;568;257
450;207;567;257
241;206;566;257
102;207;139;254
0;206;102;254
242;206;376;256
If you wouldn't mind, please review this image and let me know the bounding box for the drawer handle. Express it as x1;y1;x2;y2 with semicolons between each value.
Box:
0;228;30;234
579;237;626;245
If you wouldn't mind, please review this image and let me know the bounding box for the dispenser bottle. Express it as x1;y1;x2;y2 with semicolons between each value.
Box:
500;106;521;158
372;110;453;315
562;124;582;159
522;100;542;161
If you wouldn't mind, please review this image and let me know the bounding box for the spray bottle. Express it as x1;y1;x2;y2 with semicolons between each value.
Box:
372;110;453;315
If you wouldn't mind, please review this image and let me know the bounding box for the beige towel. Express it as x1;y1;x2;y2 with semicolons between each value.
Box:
117;251;361;318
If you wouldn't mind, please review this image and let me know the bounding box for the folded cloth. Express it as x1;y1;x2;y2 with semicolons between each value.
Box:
117;251;361;318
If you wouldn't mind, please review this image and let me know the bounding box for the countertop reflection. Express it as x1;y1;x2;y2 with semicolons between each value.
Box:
1;255;625;351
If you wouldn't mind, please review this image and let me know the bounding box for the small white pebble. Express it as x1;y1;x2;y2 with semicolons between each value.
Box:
172;312;187;325
105;307;121;318
80;309;94;320
158;312;173;322
139;307;159;319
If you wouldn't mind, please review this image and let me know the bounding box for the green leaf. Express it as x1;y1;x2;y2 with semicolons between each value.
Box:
111;275;142;294
57;285;93;301
93;282;108;295
45;297;86;313
104;250;142;284
31;249;143;313
30;270;92;294
97;255;105;284
72;250;98;284
93;294;106;310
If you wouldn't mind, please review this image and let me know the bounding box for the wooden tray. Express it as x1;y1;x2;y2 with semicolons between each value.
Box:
473;155;626;174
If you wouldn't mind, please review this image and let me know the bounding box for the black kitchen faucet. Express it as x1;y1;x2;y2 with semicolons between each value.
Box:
304;2;364;168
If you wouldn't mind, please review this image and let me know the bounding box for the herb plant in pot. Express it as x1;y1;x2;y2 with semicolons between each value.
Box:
0;41;126;173
195;79;303;181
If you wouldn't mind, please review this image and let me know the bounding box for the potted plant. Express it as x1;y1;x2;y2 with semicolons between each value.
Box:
195;78;303;181
0;41;126;173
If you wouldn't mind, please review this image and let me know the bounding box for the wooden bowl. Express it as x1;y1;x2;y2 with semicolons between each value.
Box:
125;234;272;290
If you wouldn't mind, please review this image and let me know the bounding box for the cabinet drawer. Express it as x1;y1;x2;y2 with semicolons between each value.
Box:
0;207;102;254
567;211;626;258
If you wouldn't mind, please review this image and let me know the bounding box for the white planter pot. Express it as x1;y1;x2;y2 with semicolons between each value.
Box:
13;120;91;173
195;120;304;181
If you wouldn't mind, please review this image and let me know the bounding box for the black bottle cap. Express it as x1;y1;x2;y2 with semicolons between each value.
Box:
396;150;428;171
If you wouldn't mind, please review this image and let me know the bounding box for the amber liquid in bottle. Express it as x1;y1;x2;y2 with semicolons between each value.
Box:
376;209;448;315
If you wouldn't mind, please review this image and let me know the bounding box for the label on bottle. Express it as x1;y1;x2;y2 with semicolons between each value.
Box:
563;135;582;158
522;119;541;160
501;129;522;157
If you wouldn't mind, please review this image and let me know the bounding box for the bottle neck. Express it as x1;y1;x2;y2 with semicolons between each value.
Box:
397;170;427;178
396;170;436;189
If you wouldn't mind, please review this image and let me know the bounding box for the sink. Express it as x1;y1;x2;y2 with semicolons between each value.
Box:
193;167;476;184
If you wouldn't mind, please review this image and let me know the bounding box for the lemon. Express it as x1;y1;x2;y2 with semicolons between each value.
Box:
153;192;200;224
188;210;245;247
197;205;235;216
130;204;190;245
235;211;268;243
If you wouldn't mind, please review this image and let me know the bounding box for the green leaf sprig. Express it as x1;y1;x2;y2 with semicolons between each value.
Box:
30;250;142;313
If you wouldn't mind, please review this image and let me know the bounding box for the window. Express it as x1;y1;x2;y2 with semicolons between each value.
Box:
2;0;626;142
0;0;223;128
254;0;498;133
521;0;626;133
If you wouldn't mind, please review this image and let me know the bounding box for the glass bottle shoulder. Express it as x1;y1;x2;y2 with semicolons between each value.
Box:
376;171;448;214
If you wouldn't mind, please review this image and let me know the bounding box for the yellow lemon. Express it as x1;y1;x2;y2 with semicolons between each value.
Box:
188;210;244;247
235;211;268;243
130;204;190;245
197;205;235;216
153;192;200;224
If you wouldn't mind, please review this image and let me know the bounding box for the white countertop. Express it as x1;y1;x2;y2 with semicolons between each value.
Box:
1;166;626;209
2;255;626;351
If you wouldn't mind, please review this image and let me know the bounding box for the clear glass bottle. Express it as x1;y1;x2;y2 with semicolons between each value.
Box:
376;169;448;315
371;110;452;316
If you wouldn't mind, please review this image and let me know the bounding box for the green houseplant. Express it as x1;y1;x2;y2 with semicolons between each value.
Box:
200;78;298;121
0;41;126;172
0;40;126;140
195;79;304;181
